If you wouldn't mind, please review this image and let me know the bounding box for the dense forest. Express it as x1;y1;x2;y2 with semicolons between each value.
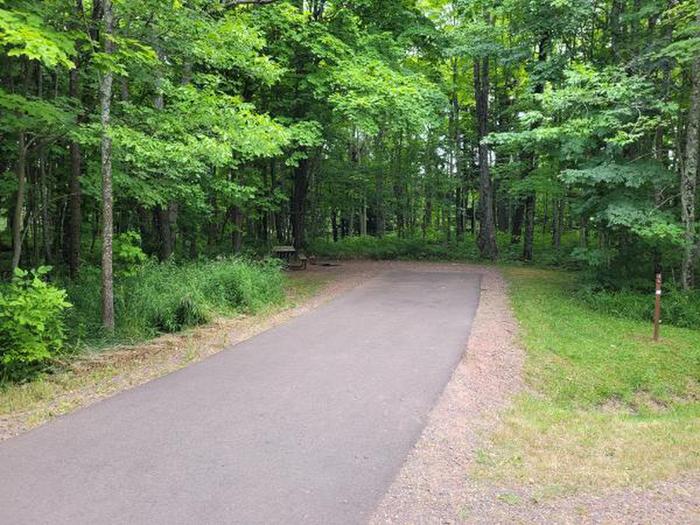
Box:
1;0;699;374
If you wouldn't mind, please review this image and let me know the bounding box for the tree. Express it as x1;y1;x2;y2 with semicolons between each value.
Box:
100;0;115;330
680;1;700;289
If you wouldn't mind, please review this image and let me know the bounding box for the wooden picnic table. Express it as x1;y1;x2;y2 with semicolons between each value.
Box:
272;245;307;270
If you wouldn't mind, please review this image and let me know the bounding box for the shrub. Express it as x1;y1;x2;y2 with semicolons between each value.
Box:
0;267;71;380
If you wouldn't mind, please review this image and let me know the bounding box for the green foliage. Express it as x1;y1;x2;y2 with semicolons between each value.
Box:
113;231;148;277
328;56;443;135
0;88;75;134
0;5;75;67
0;267;71;380
310;235;479;260
575;286;700;330
310;232;580;266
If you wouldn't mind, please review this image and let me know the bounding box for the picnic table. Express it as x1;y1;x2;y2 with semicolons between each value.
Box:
272;245;307;270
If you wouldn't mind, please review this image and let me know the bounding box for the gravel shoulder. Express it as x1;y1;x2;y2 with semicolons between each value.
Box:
370;263;525;523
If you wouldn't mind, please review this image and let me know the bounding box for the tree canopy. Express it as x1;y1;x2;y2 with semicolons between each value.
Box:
1;0;699;327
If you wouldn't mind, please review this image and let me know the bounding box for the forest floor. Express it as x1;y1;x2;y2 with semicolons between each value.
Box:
1;260;697;523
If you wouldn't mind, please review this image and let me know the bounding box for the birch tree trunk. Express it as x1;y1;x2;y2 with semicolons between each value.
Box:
100;0;115;329
681;5;700;290
68;63;82;278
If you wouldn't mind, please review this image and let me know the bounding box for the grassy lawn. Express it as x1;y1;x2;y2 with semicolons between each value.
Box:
475;267;700;493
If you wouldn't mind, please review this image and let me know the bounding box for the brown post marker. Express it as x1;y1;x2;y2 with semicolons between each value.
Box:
653;272;662;341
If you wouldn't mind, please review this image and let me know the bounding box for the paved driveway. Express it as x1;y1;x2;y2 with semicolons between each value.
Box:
0;269;480;524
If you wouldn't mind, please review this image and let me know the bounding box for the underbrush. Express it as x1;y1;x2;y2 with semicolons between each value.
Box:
475;267;700;492
575;286;700;330
64;257;284;348
0;267;71;380
309;231;579;267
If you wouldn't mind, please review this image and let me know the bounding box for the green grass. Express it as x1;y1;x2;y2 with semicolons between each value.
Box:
475;267;700;492
575;285;700;330
509;268;700;407
62;257;285;350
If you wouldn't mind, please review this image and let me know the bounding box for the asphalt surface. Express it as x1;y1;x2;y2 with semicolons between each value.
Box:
0;269;481;525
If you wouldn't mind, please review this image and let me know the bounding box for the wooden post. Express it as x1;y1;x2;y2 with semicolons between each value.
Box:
653;272;662;341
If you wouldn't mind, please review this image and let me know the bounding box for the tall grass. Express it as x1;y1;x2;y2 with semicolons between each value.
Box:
575;286;700;330
64;258;284;348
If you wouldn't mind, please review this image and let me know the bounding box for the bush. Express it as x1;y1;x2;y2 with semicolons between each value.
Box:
0;267;71;380
308;231;579;265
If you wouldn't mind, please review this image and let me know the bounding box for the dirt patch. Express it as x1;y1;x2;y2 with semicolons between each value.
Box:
0;261;381;442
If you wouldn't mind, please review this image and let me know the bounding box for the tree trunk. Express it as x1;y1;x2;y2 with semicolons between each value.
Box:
360;196;367;236
100;0;115;330
496;193;509;232
331;209;339;241
552;198;563;250
291;157;310;249
681;8;700;290
450;57;464;242
11;133;27;271
511;199;524;244
375;171;385;237
156;205;175;260
521;36;549;262
232;206;243;253
474;56;498;259
456;186;465;240
422;195;432;238
68;64;82;278
541;194;548;234
523;193;536;261
39;150;52;264
579;216;588;248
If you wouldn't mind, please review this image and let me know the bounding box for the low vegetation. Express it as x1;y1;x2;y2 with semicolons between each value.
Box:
0;267;71;380
0;258;285;382
65;257;285;345
475;267;700;492
310;232;578;267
